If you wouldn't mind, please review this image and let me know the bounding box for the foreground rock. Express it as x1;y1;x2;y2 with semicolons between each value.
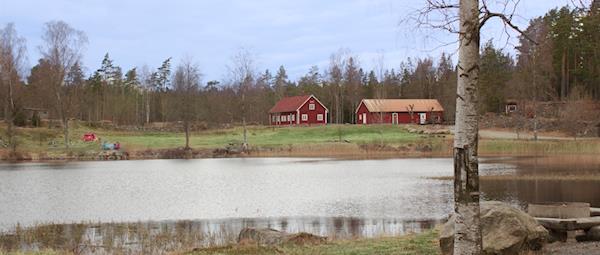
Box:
237;228;327;246
440;201;549;255
584;226;600;241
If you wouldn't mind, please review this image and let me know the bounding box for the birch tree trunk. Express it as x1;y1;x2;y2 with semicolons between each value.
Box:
454;0;482;254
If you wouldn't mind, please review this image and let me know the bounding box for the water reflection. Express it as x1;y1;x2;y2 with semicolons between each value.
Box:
480;155;600;207
1;156;599;253
0;158;454;231
0;217;441;254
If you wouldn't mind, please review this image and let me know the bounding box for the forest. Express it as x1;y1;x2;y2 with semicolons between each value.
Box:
1;3;599;131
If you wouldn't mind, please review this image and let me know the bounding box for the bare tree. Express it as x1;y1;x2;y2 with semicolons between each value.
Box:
406;104;415;124
0;23;27;156
39;20;87;151
138;65;153;125
227;48;256;151
415;1;535;254
172;57;202;150
327;49;349;124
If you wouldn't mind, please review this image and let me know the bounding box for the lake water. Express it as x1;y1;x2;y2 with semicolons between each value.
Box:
0;156;598;253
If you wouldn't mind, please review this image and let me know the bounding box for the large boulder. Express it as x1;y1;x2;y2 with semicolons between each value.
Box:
440;201;549;255
237;228;326;246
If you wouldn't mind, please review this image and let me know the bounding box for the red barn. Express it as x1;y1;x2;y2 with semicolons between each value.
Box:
355;99;444;125
269;95;328;126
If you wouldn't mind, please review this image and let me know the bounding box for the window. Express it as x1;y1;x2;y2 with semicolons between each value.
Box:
272;116;276;122
276;116;280;122
317;114;323;121
301;114;308;121
281;115;287;122
291;114;295;121
358;114;362;120
309;103;315;110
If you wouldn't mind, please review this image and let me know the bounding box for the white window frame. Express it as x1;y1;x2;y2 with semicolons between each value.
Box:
317;114;323;121
309;103;315;110
272;116;276;122
301;114;308;121
282;115;287;122
291;114;295;121
276;115;280;122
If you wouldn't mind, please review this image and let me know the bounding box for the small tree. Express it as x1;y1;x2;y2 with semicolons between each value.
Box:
172;57;202;150
560;99;597;140
0;23;27;157
39;20;87;152
227;48;256;151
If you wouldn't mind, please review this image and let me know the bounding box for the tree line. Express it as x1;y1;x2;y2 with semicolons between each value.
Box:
1;4;599;133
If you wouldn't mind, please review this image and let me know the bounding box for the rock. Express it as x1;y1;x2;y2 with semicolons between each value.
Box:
440;201;549;255
585;226;600;241
283;232;327;245
237;228;326;246
238;228;284;246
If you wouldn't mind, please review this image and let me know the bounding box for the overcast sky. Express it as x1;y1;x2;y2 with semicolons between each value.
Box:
1;0;573;81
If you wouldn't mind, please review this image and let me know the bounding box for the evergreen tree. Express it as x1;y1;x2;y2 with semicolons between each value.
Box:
479;41;514;113
274;65;288;99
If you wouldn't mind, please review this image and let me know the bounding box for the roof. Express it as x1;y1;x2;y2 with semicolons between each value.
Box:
269;95;313;113
357;99;444;113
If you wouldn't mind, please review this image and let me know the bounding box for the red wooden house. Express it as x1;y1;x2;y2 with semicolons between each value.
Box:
269;95;328;126
355;99;444;125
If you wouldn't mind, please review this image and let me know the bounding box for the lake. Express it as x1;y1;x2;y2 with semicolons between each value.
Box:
0;156;598;253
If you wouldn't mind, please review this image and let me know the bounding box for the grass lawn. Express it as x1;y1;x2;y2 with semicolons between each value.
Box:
1;124;426;154
187;230;440;255
3;123;599;158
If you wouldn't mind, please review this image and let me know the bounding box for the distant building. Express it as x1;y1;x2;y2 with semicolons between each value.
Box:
355;99;444;125
505;99;518;115
269;95;328;126
23;107;49;120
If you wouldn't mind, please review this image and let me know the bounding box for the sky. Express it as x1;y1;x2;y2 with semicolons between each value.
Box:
0;0;575;82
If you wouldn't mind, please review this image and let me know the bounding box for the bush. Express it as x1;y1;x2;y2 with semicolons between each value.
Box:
13;110;27;127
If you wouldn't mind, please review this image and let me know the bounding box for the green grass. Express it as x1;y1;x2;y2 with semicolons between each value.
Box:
111;125;422;149
3;123;599;159
1;124;424;153
187;230;440;255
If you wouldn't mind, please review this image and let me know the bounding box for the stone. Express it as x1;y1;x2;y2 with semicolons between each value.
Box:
283;232;327;245
440;201;549;255
238;228;284;246
237;228;327;246
585;226;600;241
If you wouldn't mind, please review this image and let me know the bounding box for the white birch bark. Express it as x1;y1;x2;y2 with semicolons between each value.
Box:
453;0;482;254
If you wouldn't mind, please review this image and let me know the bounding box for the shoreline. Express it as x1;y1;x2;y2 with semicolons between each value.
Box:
3;142;600;163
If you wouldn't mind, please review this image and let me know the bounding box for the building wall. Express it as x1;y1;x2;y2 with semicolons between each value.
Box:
269;96;327;126
297;97;327;125
356;103;443;124
269;111;295;126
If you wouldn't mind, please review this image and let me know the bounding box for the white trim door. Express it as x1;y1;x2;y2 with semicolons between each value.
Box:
419;113;427;125
362;113;367;124
392;113;398;125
